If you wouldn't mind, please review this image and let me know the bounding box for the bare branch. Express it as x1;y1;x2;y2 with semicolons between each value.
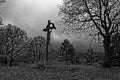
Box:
84;0;105;37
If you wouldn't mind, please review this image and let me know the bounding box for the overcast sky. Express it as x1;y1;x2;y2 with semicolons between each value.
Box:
0;0;99;52
0;0;62;36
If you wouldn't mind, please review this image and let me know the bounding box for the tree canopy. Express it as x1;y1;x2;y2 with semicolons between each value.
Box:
58;39;76;63
0;24;28;66
59;0;120;36
26;36;46;63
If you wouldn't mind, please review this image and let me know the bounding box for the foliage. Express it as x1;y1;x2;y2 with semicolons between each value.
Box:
59;0;120;35
0;24;28;66
58;39;77;64
59;0;120;67
23;36;46;63
84;47;97;64
111;32;120;57
110;32;120;66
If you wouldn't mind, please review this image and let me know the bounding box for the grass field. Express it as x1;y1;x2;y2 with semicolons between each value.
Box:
0;64;120;80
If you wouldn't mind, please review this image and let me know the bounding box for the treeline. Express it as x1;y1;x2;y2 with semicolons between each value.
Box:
0;24;46;66
0;22;120;67
0;23;78;66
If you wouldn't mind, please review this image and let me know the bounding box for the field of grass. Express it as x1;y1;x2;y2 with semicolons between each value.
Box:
0;64;120;80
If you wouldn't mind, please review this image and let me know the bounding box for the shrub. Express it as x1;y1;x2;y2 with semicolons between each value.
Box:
58;39;77;64
84;47;97;64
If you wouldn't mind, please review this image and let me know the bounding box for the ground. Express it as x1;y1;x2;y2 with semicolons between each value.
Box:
0;64;120;80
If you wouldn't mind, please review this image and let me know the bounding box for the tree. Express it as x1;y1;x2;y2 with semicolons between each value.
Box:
111;32;120;56
110;32;120;66
59;0;120;67
0;24;28;66
26;36;45;63
58;39;76;64
85;47;97;64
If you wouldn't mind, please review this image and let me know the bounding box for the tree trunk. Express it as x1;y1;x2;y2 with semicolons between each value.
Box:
7;56;14;66
103;35;111;67
7;58;11;66
7;52;14;66
5;56;8;66
9;58;14;66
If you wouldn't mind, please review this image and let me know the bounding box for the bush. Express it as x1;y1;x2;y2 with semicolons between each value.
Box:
84;47;97;64
58;39;77;64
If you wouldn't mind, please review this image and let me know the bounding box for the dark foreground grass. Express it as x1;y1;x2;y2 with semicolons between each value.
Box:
0;64;120;80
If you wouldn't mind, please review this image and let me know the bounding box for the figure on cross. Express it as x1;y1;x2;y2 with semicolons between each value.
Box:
43;20;56;61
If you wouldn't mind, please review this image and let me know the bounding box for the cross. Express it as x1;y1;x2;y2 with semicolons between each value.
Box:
43;20;56;62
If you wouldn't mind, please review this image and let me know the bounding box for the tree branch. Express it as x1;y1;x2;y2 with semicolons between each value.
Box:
84;0;105;37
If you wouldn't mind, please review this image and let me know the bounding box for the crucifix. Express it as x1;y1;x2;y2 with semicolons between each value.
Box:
43;20;56;62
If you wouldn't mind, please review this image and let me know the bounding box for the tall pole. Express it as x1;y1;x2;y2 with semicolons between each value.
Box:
43;20;56;62
46;30;51;61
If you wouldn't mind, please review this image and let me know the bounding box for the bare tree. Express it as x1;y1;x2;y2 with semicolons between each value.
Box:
0;24;28;66
26;36;45;63
59;0;120;67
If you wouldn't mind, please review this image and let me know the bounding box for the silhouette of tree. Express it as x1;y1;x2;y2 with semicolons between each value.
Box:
26;36;45;63
110;32;120;66
85;47;97;64
59;0;120;67
58;39;76;64
0;24;28;66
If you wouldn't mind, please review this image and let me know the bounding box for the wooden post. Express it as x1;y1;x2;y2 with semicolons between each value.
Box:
43;20;56;62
